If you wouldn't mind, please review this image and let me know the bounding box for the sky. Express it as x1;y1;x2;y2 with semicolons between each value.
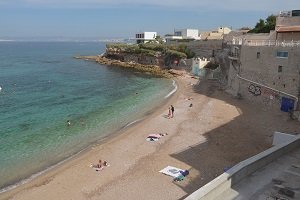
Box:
0;0;299;40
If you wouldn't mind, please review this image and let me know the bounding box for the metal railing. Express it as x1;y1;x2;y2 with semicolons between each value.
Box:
279;10;292;17
230;39;300;47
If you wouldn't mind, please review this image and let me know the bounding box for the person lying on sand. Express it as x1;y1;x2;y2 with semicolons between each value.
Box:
90;160;110;170
90;159;102;168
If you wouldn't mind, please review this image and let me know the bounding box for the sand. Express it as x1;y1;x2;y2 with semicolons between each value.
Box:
1;75;299;200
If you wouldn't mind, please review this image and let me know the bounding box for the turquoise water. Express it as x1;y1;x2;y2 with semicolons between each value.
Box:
0;42;174;191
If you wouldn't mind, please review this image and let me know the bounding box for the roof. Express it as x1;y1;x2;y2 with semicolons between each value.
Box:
277;26;300;32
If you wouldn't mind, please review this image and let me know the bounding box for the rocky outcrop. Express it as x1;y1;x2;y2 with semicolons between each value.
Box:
75;55;174;78
105;47;166;67
75;43;193;78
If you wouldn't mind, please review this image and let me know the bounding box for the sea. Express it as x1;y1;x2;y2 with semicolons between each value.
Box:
0;41;175;192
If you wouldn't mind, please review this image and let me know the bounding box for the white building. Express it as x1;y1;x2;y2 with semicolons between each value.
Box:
165;29;200;42
135;32;157;44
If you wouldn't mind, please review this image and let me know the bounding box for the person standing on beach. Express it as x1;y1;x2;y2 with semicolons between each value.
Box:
171;105;174;118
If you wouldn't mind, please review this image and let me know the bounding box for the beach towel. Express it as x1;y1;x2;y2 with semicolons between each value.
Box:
146;137;159;142
159;166;184;178
146;134;161;142
93;166;104;171
146;133;168;142
148;134;162;138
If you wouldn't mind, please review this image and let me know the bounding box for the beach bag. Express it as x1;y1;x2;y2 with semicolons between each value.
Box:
180;170;189;176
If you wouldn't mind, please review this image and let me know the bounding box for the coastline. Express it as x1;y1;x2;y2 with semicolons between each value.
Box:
75;55;184;78
1;74;299;200
0;76;182;200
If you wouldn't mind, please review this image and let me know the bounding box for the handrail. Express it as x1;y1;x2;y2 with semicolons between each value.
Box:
236;74;298;110
230;39;300;47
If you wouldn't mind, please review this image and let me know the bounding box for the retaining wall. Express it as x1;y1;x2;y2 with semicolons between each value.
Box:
185;134;300;200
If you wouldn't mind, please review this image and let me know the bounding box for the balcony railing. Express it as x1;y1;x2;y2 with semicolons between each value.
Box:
279;10;292;17
229;39;300;47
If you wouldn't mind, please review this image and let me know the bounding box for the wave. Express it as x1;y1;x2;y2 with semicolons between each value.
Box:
123;118;143;128
164;80;177;99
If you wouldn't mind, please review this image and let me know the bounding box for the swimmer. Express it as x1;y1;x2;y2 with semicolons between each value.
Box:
67;120;71;126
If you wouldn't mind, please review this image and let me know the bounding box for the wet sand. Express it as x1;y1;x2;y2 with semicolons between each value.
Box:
1;75;299;200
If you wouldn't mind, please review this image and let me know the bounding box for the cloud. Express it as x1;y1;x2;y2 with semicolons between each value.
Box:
0;0;298;12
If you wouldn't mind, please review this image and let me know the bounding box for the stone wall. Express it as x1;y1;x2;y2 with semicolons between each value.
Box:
227;45;300;110
187;40;223;58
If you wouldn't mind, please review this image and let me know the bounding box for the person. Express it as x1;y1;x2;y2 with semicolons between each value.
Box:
103;161;109;166
98;159;102;168
170;105;174;118
67;120;71;126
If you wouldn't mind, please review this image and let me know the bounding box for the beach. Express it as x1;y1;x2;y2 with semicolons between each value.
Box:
1;75;299;200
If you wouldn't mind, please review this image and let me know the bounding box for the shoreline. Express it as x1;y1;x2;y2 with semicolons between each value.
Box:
1;74;298;200
0;82;176;194
0;77;182;200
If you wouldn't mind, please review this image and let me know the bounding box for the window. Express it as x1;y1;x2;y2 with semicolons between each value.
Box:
278;66;283;73
276;51;288;58
174;31;182;36
292;10;300;17
257;52;260;59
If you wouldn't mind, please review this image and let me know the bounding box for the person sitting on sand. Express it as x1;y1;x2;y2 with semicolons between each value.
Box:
98;160;103;168
103;161;109;167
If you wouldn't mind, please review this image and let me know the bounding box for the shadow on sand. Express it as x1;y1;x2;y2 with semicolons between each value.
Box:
169;79;299;199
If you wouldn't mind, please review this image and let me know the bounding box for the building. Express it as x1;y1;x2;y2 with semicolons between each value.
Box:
227;10;300;115
200;26;232;40
276;10;300;40
135;32;157;44
164;29;200;42
191;57;210;77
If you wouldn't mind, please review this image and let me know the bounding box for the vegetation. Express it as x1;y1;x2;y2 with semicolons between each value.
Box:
106;43;195;59
249;15;276;33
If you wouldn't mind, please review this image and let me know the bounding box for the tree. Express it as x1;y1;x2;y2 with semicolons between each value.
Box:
265;15;276;31
249;15;276;33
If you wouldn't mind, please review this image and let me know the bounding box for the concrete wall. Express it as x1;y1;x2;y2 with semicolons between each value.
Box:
277;32;300;41
144;32;157;40
272;131;298;146
186;40;223;58
227;45;300;110
276;16;300;28
185;135;300;200
218;27;231;34
175;29;200;39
